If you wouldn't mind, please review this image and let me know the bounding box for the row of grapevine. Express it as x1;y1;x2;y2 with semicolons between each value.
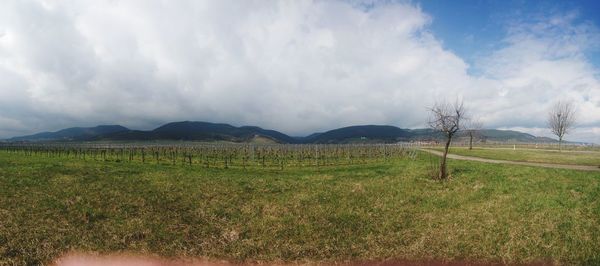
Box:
0;143;419;169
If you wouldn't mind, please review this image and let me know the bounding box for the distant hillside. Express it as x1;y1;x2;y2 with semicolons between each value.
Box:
7;121;561;144
99;121;295;143
473;129;557;143
307;125;411;143
407;128;558;143
301;126;558;144
8;125;129;141
293;132;323;143
236;126;297;143
406;128;444;140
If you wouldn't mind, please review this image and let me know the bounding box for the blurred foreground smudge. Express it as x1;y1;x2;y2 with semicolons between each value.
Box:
53;253;233;266
52;252;553;266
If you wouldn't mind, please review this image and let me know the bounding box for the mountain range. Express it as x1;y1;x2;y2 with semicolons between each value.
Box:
4;121;560;144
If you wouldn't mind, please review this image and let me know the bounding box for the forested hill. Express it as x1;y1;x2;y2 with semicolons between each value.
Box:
8;125;129;142
6;121;560;144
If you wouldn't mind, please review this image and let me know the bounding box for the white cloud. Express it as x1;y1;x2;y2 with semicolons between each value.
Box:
472;12;600;142
0;0;599;143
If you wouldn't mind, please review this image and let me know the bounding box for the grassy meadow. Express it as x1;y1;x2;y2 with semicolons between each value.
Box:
1;150;600;265
437;147;600;167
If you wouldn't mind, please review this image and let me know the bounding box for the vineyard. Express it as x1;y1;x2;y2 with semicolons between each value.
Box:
0;142;419;169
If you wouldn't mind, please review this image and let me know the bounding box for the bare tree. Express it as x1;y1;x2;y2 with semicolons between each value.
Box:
547;101;576;151
428;100;466;180
465;119;483;150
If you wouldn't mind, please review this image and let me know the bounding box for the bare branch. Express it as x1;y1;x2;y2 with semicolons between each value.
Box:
547;100;576;151
464;117;483;150
427;99;467;179
428;100;466;138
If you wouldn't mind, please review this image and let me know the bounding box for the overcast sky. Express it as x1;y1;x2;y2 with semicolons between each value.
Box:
1;0;600;143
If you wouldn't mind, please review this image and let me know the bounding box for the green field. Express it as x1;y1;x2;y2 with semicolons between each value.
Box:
437;147;600;167
454;143;600;152
1;151;600;265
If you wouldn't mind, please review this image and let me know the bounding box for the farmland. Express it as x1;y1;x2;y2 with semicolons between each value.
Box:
1;144;600;265
435;147;600;167
4;0;600;265
0;142;417;169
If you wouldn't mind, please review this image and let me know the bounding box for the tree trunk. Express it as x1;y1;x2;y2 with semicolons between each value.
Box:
559;137;562;152
440;136;452;179
469;132;473;150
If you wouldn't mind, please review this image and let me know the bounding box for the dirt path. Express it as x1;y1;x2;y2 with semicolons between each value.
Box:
421;149;600;172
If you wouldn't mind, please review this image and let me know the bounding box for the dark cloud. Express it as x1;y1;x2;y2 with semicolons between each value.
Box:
0;0;599;143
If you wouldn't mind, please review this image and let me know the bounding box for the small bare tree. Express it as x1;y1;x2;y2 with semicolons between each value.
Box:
547;101;576;151
465;119;483;150
428;100;466;180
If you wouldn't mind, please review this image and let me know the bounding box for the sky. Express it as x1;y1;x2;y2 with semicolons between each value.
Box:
1;0;599;143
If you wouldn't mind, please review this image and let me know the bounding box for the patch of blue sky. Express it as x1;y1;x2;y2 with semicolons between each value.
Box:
415;0;600;75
